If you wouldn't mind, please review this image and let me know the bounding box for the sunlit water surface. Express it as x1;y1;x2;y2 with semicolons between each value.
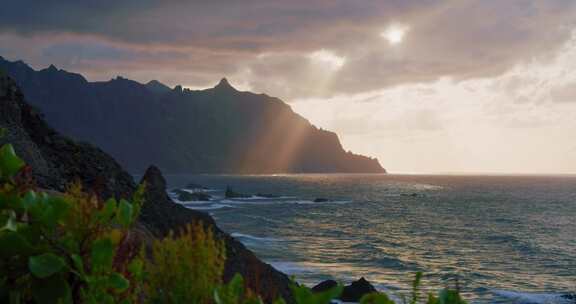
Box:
162;174;576;303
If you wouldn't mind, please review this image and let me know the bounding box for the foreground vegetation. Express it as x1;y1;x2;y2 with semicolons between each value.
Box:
0;138;466;303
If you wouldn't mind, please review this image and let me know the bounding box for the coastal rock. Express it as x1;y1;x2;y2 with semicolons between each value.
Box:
0;74;294;304
225;186;250;198
139;166;217;235
0;74;134;199
312;277;377;302
312;280;338;293
140;166;294;303
314;198;330;202
186;182;208;190
172;189;211;201
341;277;377;302
561;293;576;303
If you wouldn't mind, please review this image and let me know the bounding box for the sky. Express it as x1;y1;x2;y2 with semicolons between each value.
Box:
1;0;576;174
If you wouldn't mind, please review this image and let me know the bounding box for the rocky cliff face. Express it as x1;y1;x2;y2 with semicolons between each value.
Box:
0;72;134;198
0;57;386;174
139;166;293;302
0;72;293;303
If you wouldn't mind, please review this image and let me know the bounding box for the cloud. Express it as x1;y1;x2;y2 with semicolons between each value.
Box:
550;83;576;103
1;1;576;98
291;31;576;173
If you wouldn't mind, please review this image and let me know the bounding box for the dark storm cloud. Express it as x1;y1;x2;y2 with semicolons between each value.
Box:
1;0;575;98
0;1;417;50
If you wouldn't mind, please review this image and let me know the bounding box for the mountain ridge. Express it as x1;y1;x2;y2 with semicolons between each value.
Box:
0;56;386;174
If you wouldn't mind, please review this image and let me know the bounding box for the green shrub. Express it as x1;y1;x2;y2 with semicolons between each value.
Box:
144;222;225;304
0;142;144;303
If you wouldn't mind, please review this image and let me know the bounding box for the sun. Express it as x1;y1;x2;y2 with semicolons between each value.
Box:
381;25;408;45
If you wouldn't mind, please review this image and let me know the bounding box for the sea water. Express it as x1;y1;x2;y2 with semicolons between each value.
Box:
163;174;576;303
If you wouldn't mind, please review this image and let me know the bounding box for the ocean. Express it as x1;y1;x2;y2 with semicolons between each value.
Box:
162;174;576;303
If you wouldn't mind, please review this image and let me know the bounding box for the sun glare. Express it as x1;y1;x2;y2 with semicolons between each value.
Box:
381;25;408;45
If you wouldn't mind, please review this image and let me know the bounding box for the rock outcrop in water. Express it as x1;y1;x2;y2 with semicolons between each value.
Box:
0;72;294;303
312;277;377;302
0;56;386;174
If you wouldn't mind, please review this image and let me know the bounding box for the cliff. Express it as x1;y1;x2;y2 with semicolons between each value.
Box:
0;57;386;174
0;72;293;302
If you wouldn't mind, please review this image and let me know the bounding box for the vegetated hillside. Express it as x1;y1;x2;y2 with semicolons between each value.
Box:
0;72;294;303
0;56;386;174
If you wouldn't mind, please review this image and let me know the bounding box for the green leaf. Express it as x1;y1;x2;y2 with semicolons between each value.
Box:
71;254;85;277
91;238;114;272
117;199;133;227
29;253;66;279
31;275;72;304
9;290;20;304
22;191;38;210
39;196;70;227
215;274;245;304
108;272;129;291
0;231;35;257
99;198;117;222
127;258;143;280
61;233;80;253
360;293;395;304
0;144;24;179
0;211;17;232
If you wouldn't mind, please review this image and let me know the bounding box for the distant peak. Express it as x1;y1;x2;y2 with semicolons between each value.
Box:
147;79;162;85
47;64;58;72
146;79;171;94
214;77;236;91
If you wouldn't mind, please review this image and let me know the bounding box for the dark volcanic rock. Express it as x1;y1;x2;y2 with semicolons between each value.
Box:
561;293;576;303
186;182;208;190
312;277;377;302
256;193;280;198
312;280;338;293
139;166;294;303
313;198;330;203
0;57;386;174
0;74;134;199
225;186;250;198
139;166;216;235
172;189;211;201
341;277;377;302
0;74;294;303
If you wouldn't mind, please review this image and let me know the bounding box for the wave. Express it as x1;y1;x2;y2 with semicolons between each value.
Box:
493;290;575;304
230;232;282;242
268;261;324;275
411;183;444;190
217;198;352;206
182;203;234;210
229;195;297;200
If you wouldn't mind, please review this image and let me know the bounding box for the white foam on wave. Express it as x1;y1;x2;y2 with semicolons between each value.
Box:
269;261;323;275
411;183;444;191
230;195;296;201
217;198;352;206
230;232;282;242
183;204;234;210
493;290;573;304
